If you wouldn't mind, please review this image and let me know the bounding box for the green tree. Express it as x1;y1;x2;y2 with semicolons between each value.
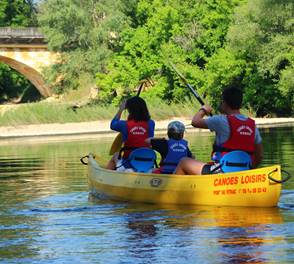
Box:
38;0;129;94
96;0;243;104
0;0;37;26
226;0;294;116
202;49;248;110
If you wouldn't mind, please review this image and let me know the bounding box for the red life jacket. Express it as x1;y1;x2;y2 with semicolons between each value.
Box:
122;120;149;158
212;115;255;161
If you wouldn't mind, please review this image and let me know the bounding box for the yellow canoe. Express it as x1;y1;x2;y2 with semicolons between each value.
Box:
84;153;283;207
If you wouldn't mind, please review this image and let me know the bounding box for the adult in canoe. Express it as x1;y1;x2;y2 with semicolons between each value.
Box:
106;96;155;170
175;87;264;175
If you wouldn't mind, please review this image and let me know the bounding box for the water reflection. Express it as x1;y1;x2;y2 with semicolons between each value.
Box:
129;206;283;229
262;127;294;174
104;203;286;263
127;217;158;262
0;157;43;169
215;208;284;263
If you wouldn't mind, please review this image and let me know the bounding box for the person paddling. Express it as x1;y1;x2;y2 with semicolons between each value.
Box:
106;96;155;170
146;121;193;174
174;87;263;175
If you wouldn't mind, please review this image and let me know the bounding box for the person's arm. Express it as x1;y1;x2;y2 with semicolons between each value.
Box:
252;127;263;168
252;143;263;168
114;99;126;120
148;120;155;137
187;147;194;159
145;137;153;146
110;100;127;131
191;105;213;129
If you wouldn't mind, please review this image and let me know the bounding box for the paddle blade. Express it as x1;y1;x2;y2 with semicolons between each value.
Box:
109;133;123;155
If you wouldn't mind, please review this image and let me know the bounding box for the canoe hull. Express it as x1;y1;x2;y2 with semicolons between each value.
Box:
87;154;282;207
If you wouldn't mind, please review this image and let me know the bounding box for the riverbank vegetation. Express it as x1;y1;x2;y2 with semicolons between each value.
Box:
0;99;199;126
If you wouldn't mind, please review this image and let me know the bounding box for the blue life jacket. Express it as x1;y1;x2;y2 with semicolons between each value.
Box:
160;139;188;174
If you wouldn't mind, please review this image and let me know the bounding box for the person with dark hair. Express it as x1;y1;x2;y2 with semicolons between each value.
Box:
125;96;151;122
145;121;193;174
106;96;155;170
174;87;263;175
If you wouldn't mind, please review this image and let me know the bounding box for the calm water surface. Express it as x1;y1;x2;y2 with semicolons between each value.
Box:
0;127;294;264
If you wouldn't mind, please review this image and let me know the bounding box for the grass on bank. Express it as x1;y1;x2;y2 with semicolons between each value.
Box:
0;100;199;126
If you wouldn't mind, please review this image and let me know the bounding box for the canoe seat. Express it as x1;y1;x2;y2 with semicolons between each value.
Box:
220;151;252;173
128;148;157;173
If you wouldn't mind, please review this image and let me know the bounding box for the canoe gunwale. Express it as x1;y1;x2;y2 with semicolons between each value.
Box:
88;153;281;181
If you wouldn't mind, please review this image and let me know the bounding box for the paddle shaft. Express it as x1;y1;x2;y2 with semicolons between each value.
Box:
170;63;212;116
136;82;144;97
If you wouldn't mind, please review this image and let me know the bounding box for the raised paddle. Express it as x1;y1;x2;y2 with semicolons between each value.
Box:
169;62;212;116
109;82;145;155
136;81;144;97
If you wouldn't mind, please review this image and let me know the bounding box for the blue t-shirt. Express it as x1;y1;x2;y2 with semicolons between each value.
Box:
204;114;262;145
110;118;155;142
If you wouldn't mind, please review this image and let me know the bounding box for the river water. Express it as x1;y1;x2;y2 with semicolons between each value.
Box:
0;126;293;263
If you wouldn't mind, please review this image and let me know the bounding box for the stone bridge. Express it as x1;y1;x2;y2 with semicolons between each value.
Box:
0;27;57;97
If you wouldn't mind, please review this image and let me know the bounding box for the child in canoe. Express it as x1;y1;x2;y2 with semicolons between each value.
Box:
106;96;155;171
146;121;193;174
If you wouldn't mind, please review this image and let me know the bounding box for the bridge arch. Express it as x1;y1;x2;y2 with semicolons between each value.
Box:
0;55;51;97
0;27;57;97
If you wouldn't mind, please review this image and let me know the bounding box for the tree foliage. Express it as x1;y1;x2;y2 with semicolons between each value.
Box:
225;0;294;116
38;0;129;93
0;0;37;26
96;0;241;104
39;0;293;116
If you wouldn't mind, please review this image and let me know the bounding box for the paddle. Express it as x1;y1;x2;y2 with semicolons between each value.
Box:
109;82;144;155
109;133;123;155
169;62;212;116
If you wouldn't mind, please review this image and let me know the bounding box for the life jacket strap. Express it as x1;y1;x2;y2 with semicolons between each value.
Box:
224;161;252;168
133;156;154;162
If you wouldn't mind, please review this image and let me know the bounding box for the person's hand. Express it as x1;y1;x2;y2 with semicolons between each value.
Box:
119;99;127;111
199;104;213;115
